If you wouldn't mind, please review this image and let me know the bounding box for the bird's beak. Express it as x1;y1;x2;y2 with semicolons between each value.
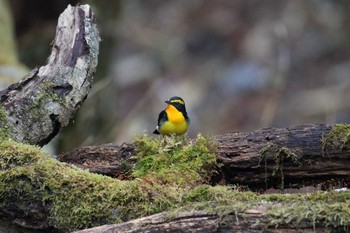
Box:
165;100;171;104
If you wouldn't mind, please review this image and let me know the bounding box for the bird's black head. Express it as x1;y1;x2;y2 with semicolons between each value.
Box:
165;96;187;114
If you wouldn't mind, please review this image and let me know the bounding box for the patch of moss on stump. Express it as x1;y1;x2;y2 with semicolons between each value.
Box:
322;124;350;150
132;134;218;186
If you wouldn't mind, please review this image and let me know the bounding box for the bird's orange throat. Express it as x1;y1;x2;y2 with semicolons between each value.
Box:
166;105;185;123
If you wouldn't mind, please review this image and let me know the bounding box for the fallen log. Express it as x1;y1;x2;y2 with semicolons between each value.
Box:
214;124;350;190
2;139;349;233
73;208;338;233
57;143;137;180
58;124;350;190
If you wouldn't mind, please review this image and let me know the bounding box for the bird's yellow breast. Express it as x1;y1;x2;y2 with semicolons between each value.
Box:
166;105;185;123
159;105;188;135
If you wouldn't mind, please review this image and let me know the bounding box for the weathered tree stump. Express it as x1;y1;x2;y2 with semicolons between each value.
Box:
0;4;99;146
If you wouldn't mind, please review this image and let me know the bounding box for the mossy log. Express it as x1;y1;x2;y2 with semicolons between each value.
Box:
0;4;99;146
1;138;350;232
59;124;350;190
214;124;350;190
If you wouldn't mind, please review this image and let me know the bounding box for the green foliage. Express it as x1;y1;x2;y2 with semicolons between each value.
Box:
132;134;218;186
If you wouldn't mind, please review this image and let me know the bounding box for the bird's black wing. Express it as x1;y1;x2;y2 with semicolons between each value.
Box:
153;110;167;134
157;110;167;125
183;112;190;124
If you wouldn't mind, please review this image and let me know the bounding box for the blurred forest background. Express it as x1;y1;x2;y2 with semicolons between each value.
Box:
2;0;350;153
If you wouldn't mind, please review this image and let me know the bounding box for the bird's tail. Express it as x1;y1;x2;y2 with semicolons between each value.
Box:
153;129;160;134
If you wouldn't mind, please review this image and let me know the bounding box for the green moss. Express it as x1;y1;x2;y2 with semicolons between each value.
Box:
0;82;66;142
0;134;218;230
260;142;301;190
33;91;66;107
267;195;350;230
0;138;349;231
322;124;350;151
0;140;42;169
29;80;67;108
183;185;257;203
132;134;218;186
0;106;6;121
181;186;350;231
0;140;185;231
0;106;12;140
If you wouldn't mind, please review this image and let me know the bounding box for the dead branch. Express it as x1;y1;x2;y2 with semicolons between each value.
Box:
73;208;333;233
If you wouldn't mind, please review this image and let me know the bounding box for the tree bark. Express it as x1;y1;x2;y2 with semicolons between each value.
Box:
58;124;350;190
73;209;331;233
213;124;350;190
0;4;99;146
58;143;137;180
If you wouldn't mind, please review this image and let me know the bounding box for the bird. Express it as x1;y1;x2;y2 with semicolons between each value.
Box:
153;96;190;135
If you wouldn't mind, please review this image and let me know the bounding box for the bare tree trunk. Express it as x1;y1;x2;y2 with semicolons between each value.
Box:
0;4;99;146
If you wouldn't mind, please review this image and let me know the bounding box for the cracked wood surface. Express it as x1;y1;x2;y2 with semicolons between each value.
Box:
73;208;331;233
0;4;99;146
